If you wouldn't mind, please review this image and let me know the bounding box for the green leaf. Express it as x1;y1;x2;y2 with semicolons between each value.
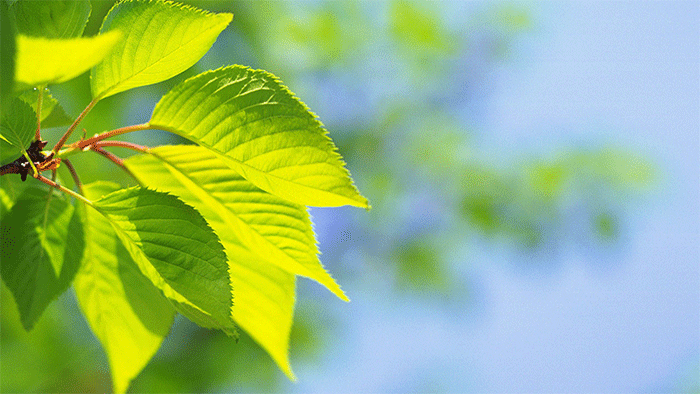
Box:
19;87;72;128
125;145;347;300
91;186;234;334
0;169;28;214
74;182;175;394
124;146;320;378
90;0;232;100
0;185;84;330
11;0;91;38
0;96;35;164
15;31;121;88
149;65;369;208
0;2;15;120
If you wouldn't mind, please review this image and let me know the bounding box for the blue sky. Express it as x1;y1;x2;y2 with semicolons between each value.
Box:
294;2;699;392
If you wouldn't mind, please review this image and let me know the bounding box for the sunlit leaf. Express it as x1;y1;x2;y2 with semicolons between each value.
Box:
74;182;175;394
125;145;347;300
90;0;232;100
91;186;234;334
0;185;84;330
11;0;91;38
124;145;352;378
0;97;35;164
15;31;121;87
19;88;72;129
149;65;369;208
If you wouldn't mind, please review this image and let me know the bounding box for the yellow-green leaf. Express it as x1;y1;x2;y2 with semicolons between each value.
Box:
15;31;121;87
125;145;347;300
149;66;369;208
124;145;351;378
90;0;232;100
74;182;175;394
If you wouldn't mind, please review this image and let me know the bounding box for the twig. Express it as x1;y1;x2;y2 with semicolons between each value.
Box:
63;159;83;195
52;98;99;155
93;140;149;153
76;123;151;150
90;146;140;181
35;87;43;141
36;174;92;206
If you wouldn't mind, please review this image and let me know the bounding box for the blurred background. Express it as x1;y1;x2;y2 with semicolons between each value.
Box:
2;1;698;392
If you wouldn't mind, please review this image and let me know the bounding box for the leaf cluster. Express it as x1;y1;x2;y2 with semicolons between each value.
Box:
0;1;368;392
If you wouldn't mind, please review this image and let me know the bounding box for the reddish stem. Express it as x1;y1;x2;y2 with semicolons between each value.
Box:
63;159;83;195
91;146;124;167
91;146;140;182
76;123;151;150
93;140;149;153
52;98;99;155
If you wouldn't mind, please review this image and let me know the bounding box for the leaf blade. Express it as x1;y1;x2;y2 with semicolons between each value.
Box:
124;145;342;378
91;186;234;333
0;186;84;330
15;31;121;87
73;182;175;394
90;0;232;100
0;97;35;164
19;88;73;129
149;65;368;208
0;2;15;120
11;0;91;39
125;145;347;301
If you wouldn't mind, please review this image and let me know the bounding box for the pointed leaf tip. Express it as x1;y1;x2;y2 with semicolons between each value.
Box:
149;65;368;209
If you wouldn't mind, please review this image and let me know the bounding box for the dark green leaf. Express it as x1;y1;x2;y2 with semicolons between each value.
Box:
11;0;90;38
91;187;234;334
0;185;84;330
19;88;72;128
0;96;35;164
0;1;15;120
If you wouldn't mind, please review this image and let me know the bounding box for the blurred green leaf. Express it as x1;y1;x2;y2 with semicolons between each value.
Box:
19;87;72;128
74;182;175;394
15;31;121;87
390;0;456;59
11;0;91;38
0;186;84;330
0;96;35;164
150;66;369;208
90;0;232;100
394;240;448;291
0;2;15;120
92;186;235;335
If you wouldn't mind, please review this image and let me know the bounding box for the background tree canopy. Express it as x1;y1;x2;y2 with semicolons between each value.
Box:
1;1;698;393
